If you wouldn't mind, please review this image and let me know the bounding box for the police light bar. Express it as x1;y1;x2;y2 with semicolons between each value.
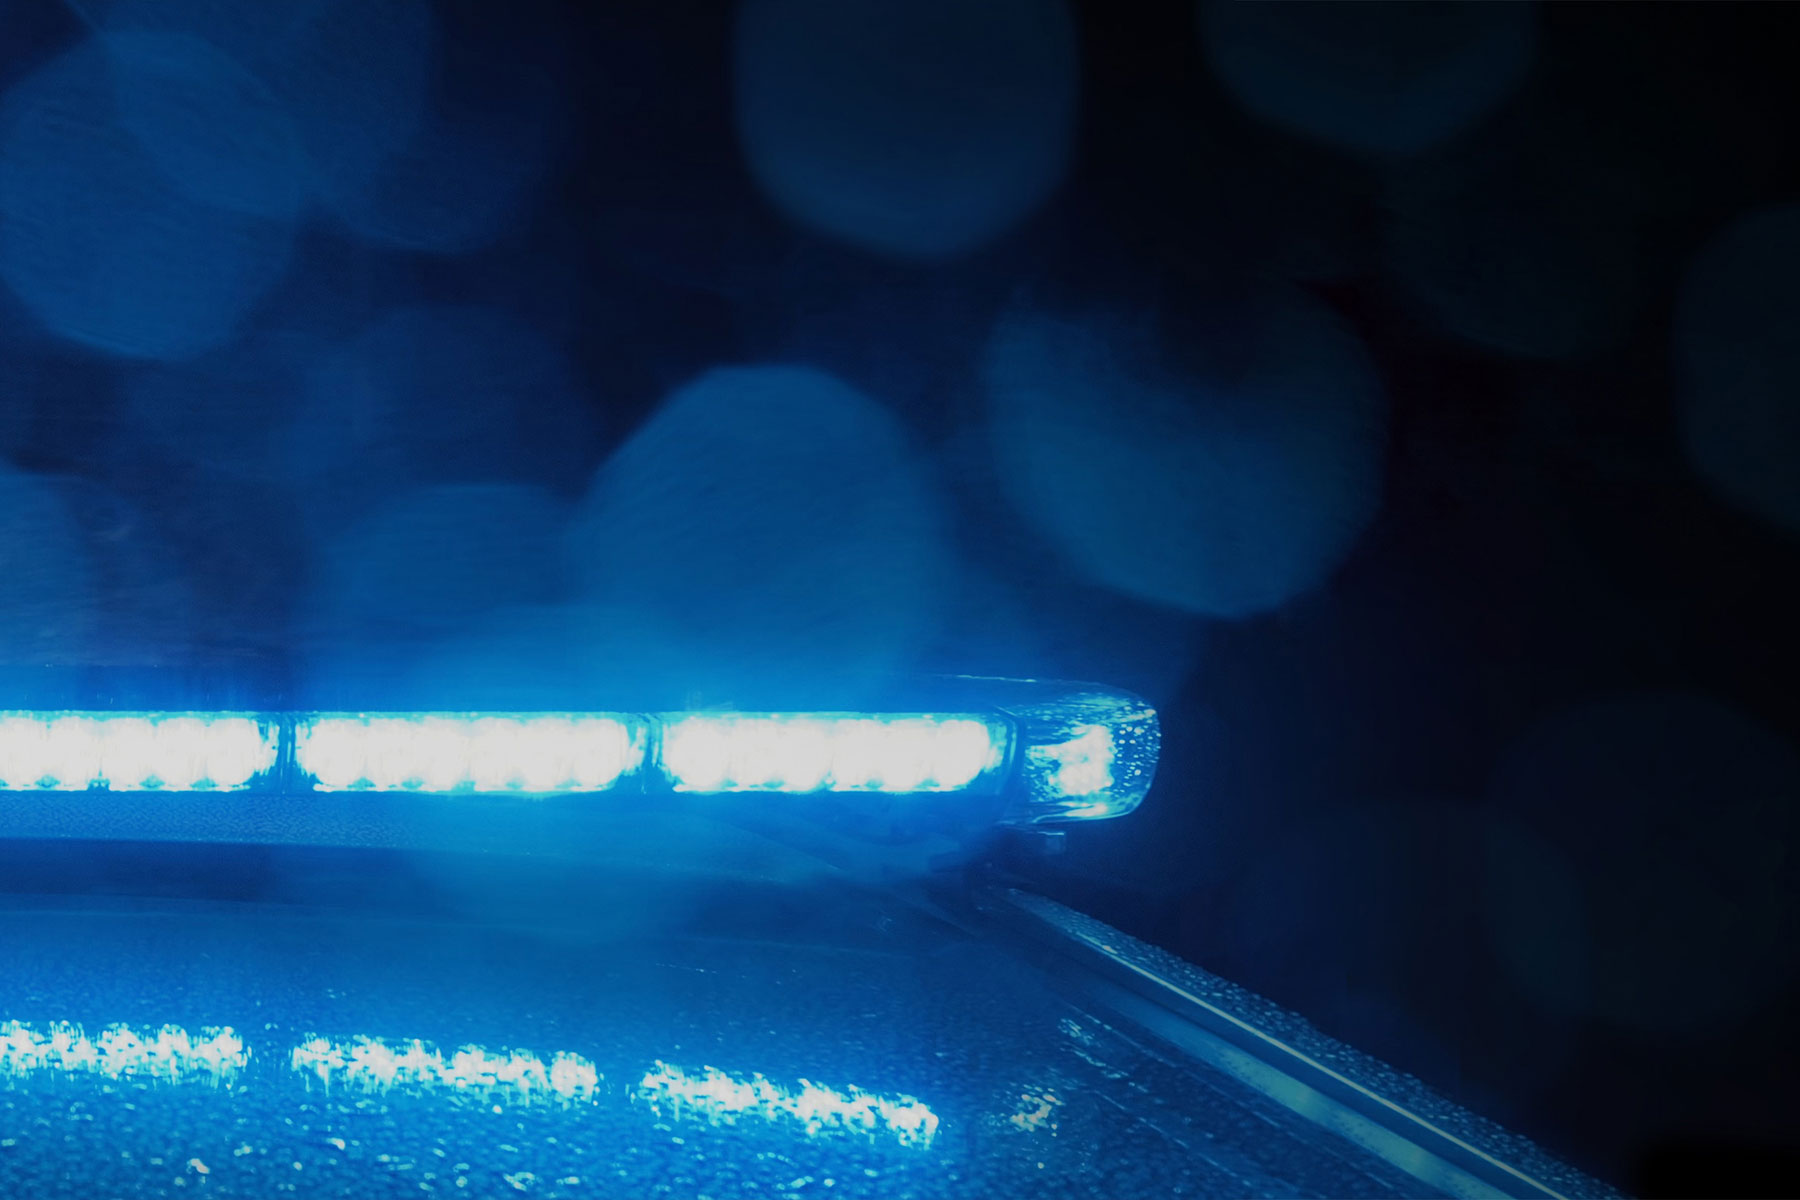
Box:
0;681;1157;826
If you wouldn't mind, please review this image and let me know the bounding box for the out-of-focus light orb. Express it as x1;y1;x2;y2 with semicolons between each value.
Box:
733;0;1077;259
105;32;308;221
1675;204;1800;536
69;0;323;66
1199;0;1537;159
564;365;947;700
262;0;436;216
86;0;436;234
0;468;98;663
1485;692;1800;1034
0;35;296;359
982;296;1386;619
319;6;564;254
312;484;567;638
1383;121;1644;363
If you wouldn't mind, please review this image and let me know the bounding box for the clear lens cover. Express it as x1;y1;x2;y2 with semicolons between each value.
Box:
999;686;1160;823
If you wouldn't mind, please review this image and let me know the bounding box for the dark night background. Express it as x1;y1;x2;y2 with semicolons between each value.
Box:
0;1;1796;1195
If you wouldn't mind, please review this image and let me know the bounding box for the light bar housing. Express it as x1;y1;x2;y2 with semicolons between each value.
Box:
0;681;1158;833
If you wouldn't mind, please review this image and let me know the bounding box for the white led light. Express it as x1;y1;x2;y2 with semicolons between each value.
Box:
1006;688;1158;823
295;715;641;793
635;1061;939;1148
290;1036;600;1104
0;1021;248;1085
2;1017;937;1145
0;686;1156;820
0;714;276;790
660;714;1005;793
1030;724;1114;797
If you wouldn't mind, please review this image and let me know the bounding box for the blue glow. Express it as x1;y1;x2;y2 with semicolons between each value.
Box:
0;713;277;790
0;688;1158;817
0;36;295;359
295;715;641;793
105;32;309;222
734;0;1077;258
635;1061;940;1149
268;0;436;211
290;1036;600;1104
1007;688;1159;824
660;714;1005;793
0;1021;247;1085
1030;724;1114;797
564;366;949;699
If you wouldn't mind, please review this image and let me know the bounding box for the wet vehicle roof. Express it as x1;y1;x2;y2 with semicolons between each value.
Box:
0;860;1614;1200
